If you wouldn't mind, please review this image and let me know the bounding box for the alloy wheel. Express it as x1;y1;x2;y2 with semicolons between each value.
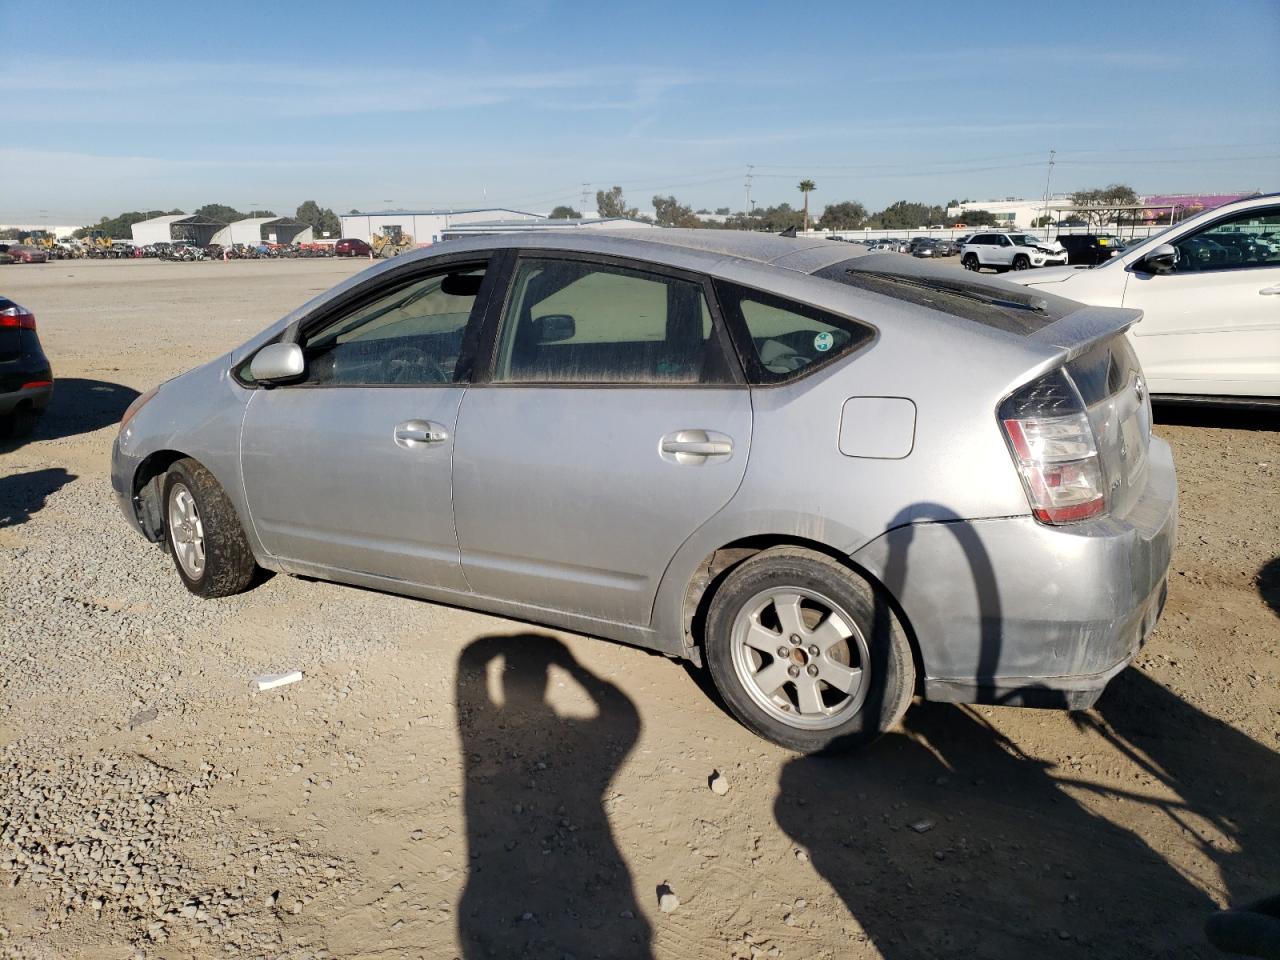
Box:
168;483;206;579
729;587;871;730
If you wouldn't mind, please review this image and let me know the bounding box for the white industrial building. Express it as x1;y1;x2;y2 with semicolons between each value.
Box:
945;196;1072;229
211;217;313;247
339;208;542;246
130;214;226;246
439;217;658;240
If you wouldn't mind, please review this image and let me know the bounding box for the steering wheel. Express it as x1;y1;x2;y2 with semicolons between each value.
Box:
383;346;447;384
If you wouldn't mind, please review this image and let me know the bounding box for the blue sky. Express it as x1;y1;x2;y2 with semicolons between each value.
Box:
3;0;1278;224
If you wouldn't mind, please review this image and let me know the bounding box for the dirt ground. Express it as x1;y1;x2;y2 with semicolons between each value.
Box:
0;257;1276;960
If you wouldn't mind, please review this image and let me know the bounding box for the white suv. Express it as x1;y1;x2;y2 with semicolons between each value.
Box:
961;233;1068;272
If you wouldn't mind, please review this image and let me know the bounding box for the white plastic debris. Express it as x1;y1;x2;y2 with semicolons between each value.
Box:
251;671;303;692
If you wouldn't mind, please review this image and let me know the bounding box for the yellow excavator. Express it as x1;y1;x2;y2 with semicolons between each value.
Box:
370;226;415;258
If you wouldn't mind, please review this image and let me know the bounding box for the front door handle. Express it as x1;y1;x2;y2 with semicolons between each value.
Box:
394;419;448;448
1260;284;1280;296
660;429;733;465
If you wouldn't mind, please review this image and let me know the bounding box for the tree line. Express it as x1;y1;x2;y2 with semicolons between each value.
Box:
73;202;343;240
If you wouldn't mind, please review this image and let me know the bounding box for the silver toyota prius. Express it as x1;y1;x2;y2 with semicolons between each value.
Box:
111;231;1176;753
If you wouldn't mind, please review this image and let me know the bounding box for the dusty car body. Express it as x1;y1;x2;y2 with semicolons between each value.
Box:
112;231;1176;752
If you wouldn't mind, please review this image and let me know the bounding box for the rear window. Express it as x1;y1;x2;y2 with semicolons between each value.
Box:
815;258;1077;336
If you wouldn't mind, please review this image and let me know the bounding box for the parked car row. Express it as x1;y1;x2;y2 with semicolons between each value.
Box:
0;244;49;264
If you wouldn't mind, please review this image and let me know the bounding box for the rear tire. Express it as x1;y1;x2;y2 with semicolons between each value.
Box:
703;547;915;754
162;458;258;598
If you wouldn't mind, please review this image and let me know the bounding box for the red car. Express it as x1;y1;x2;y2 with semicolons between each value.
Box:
334;238;371;257
6;245;48;264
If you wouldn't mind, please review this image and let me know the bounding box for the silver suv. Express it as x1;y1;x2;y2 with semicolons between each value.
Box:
112;234;1176;753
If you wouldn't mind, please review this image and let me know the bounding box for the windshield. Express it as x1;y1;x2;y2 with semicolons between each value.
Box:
1010;234;1045;247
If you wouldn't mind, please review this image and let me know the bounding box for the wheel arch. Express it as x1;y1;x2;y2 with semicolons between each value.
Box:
676;534;924;689
129;449;190;541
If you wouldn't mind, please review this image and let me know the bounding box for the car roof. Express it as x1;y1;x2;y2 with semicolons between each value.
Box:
417;228;858;277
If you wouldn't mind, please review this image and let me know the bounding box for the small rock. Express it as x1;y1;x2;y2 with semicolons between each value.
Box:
794;849;809;863
709;771;730;796
910;819;936;834
658;884;679;913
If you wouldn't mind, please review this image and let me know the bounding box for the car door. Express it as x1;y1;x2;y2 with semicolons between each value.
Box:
452;253;752;625
1123;203;1280;398
239;255;498;588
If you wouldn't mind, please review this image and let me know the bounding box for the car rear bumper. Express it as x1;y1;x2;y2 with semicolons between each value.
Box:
0;382;53;416
851;437;1178;710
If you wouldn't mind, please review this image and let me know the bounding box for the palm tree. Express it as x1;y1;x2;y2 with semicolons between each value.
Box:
798;180;816;231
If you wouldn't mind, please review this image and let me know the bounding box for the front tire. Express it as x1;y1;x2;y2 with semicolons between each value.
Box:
1012;255;1030;271
704;547;915;754
162;458;258;598
961;253;979;271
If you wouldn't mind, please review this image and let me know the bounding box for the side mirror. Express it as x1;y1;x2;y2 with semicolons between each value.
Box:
250;342;305;383
531;314;576;344
1138;243;1179;275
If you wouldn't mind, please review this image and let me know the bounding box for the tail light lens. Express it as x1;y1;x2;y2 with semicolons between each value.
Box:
1000;369;1106;524
119;385;159;432
0;305;36;329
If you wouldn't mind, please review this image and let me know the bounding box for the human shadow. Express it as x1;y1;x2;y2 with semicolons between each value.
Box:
0;378;139;450
455;633;649;960
775;500;1247;957
0;467;77;527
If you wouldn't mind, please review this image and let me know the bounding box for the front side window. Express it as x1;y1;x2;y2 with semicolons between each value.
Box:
715;281;873;383
298;263;487;385
1173;206;1280;273
492;258;721;384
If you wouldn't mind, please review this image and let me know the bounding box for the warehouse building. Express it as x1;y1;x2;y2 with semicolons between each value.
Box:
130;214;226;246
211;217;313;247
339;208;542;246
439;217;657;240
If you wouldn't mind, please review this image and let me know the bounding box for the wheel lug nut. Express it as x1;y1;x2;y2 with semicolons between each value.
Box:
807;645;819;657
787;665;800;678
789;634;802;646
806;664;819;677
777;646;789;659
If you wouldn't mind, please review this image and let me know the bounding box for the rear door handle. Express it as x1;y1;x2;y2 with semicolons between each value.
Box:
1260;284;1280;295
394;419;449;448
660;429;733;465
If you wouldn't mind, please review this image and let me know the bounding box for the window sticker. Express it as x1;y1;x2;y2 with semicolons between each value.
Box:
813;331;834;352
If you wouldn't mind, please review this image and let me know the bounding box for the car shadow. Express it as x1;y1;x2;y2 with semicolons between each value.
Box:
454;633;649;959
1153;403;1278;431
772;499;1267;956
0;378;139;451
1258;556;1280;618
0;467;76;528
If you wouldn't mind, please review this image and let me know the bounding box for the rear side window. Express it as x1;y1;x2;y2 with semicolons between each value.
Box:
714;281;873;383
492;258;725;384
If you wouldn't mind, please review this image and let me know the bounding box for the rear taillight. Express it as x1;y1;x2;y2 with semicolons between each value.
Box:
0;305;36;329
119;385;159;432
1000;369;1106;525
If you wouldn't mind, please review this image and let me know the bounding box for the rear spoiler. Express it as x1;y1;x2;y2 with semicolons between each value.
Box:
1025;305;1142;363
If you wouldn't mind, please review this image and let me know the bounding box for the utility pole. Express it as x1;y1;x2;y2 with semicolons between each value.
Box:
581;183;591;215
744;164;754;213
1041;149;1056;239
